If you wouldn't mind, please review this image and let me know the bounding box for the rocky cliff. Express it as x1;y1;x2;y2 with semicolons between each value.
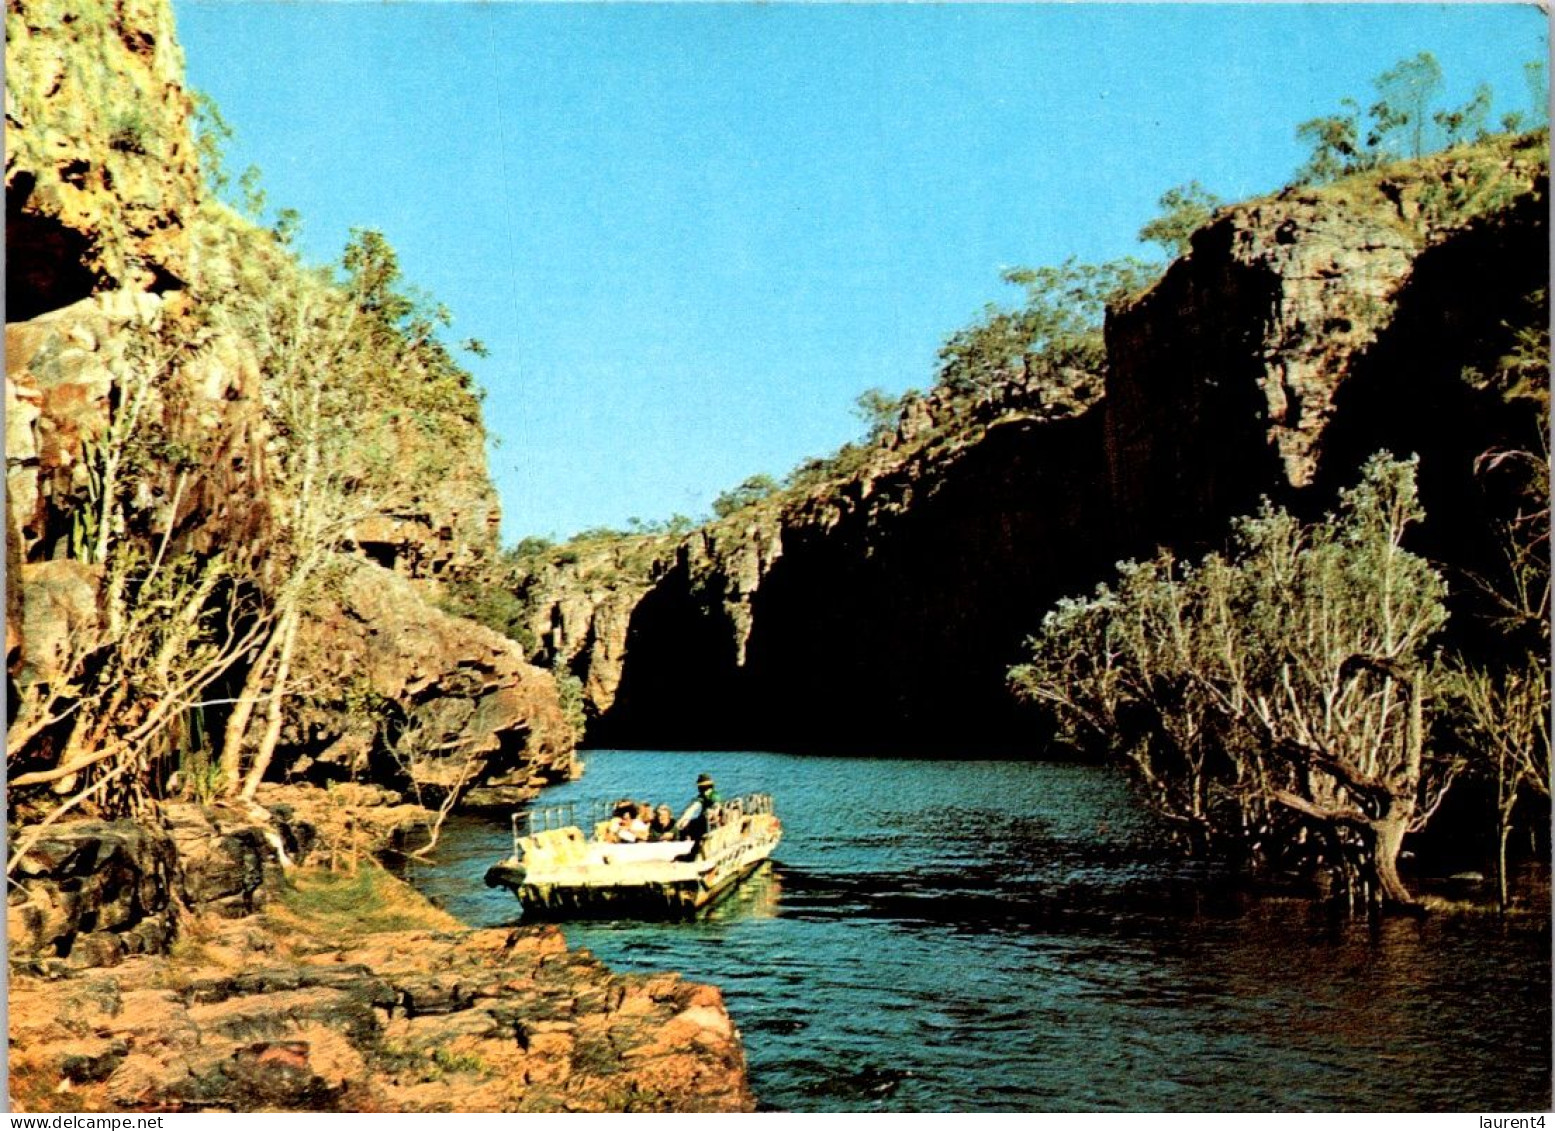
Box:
8;818;752;1113
522;136;1548;753
1106;141;1549;560
6;0;198;320
5;0;576;809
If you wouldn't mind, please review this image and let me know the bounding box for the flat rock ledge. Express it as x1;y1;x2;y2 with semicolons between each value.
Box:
8;796;755;1113
10;919;754;1113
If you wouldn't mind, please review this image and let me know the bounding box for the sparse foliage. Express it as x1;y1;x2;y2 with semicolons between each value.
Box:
936;258;1155;404
1294;52;1545;186
1434;83;1494;149
272;207;302;247
237;164;267;220
625;513;695;536
712;474;780;519
1526;59;1550;129
1368;51;1444;160
1138;181;1221;257
853;387;903;443
553;663;588;741
435;574;538;655
513;536;556;559
199;222;486;802
1443;402;1550;906
1013;455;1453;909
7;314;268;870
1294;99;1372;185
191;89;234;196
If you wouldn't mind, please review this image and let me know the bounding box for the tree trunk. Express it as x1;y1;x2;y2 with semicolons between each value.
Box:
1497;814;1514;909
239;607;300;801
1369;804;1418;910
217;638;273;791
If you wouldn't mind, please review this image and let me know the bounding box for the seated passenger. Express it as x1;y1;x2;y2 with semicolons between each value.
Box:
628;803;651;841
606;800;645;843
648;804;677;841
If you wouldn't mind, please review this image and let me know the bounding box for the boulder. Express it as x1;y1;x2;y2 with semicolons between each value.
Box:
285;561;579;806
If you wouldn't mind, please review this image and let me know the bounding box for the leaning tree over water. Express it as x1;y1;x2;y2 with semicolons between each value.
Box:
1012;455;1457;910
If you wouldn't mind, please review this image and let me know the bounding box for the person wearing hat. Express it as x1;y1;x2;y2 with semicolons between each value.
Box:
675;773;721;845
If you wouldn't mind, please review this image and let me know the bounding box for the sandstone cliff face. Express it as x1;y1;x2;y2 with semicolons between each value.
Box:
599;408;1114;751
6;0;603;1043
523;140;1548;754
521;387;1114;751
518;537;676;718
5;0;574;804
1105;143;1549;557
5;289;270;576
1104;196;1416;550
2;263;566;812
6;0;198;320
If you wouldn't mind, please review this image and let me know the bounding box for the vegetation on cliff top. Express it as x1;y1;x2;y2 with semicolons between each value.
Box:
1292;51;1548;186
504;50;1547;564
489;125;1546;693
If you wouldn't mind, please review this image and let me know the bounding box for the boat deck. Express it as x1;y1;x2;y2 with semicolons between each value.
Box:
486;793;781;919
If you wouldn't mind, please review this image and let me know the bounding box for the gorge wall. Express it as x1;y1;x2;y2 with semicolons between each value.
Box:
6;0;579;810
524;139;1549;754
6;0;197;319
6;0;575;958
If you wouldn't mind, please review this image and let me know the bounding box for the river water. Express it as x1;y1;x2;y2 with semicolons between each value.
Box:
398;748;1551;1112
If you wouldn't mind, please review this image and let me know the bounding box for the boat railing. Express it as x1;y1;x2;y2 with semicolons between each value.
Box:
512;792;777;858
511;801;602;858
710;792;774;824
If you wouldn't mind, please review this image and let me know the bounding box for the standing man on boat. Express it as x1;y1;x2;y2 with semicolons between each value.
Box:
675;773;721;845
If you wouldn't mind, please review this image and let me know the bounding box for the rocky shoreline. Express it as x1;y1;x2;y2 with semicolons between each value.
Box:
7;787;755;1113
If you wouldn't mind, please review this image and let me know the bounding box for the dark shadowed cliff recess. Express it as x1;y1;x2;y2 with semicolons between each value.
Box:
520;137;1549;756
594;409;1114;753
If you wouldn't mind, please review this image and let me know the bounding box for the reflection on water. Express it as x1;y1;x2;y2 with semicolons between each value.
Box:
707;862;782;921
396;749;1552;1112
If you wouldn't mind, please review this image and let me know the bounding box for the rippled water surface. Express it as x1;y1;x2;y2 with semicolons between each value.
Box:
399;749;1552;1112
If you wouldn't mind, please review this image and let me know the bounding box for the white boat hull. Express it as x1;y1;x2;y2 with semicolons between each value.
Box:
486;809;782;919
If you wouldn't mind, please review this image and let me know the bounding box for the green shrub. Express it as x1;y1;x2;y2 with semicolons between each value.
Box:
436;577;537;655
711;474;780;518
107;108;153;155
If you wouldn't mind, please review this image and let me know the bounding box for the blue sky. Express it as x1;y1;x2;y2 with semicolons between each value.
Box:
173;2;1547;543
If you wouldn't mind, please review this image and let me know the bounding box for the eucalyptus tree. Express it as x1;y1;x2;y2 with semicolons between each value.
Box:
1368;51;1445;159
1138;182;1222;258
203;220;484;802
7;310;269;871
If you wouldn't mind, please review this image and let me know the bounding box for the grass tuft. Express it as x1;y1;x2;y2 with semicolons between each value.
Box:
266;860;465;941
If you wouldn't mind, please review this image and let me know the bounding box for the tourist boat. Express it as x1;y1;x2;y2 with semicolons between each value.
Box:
484;793;782;919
